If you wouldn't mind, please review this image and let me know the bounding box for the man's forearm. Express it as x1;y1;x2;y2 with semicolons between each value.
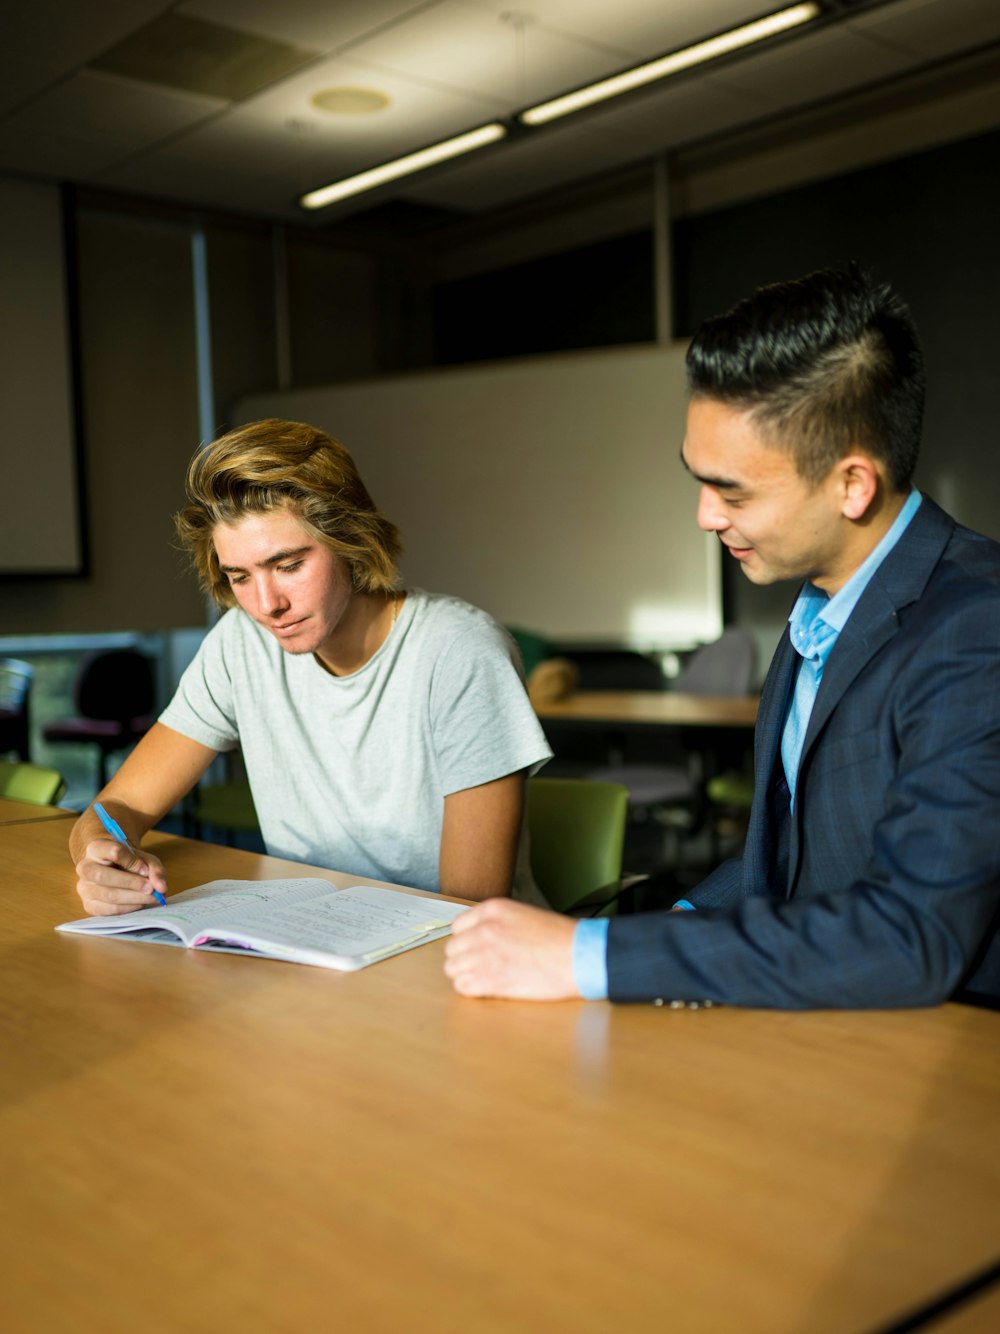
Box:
69;799;154;864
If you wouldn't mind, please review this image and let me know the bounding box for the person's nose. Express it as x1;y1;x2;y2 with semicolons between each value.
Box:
696;485;729;533
256;573;290;618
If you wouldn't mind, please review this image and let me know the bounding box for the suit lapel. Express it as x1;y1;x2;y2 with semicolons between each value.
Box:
785;494;955;894
741;627;796;893
800;495;953;759
755;630;796;791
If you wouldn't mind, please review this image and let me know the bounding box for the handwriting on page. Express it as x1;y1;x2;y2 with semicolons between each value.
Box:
154;878;328;925
225;895;452;955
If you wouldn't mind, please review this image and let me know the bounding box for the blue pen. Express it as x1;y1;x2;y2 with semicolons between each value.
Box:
93;802;167;907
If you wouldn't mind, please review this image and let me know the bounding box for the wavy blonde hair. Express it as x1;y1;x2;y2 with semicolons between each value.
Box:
174;419;403;607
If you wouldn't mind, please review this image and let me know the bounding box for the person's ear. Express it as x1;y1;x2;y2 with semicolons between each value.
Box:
837;454;879;520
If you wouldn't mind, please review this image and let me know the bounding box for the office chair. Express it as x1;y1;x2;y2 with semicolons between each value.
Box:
42;649;155;790
186;778;261;847
538;646;666;778
526;777;629;916
556;647;666;692
0;759;67;806
671;627;756;696
704;770;756;861
179;742;262;847
588;628;756;860
0;657;33;762
505;625;555;678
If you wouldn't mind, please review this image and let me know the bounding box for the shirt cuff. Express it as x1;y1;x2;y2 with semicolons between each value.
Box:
572;918;610;1000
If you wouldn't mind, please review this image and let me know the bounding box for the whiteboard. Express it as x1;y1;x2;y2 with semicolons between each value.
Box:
0;177;83;574
238;342;721;649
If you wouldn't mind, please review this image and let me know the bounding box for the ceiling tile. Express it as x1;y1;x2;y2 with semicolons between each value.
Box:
228;50;506;155
847;0;1000;61
339;1;625;108
0;69;224;180
89;10;318;101
708;24;917;111
95;50;511;219
0;0;174;117
179;0;430;53
461;0;772;61
573;73;774;155
399;116;643;211
2;1;999;227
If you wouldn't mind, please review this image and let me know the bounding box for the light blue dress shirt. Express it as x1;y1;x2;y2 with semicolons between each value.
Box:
572;489;923;1001
782;488;921;805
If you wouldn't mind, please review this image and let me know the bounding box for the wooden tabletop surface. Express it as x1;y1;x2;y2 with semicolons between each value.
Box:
0;796;77;826
2;817;998;1334
535;690;759;727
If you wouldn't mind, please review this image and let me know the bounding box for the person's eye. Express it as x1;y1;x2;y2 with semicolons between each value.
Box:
226;572;247;585
278;560;304;574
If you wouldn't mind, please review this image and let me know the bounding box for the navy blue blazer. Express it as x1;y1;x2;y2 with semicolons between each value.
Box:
607;496;1000;1008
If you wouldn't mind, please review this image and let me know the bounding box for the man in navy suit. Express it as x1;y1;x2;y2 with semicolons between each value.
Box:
445;266;1000;1008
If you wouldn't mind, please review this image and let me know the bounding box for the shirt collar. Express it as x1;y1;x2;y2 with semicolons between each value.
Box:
788;489;922;662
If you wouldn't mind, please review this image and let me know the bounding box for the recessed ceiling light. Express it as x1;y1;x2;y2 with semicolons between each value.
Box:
311;87;391;115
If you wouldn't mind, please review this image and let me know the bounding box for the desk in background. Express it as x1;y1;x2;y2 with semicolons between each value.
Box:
534;690;758;729
534;691;759;835
2;817;998;1333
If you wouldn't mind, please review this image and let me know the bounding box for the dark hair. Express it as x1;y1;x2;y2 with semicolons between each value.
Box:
685;266;924;489
175;419;402;608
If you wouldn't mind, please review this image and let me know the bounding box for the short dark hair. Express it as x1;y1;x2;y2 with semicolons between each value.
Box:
175;419;402;608
685;266;925;490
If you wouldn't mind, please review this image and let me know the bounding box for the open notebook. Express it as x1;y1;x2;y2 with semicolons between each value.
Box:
57;878;468;971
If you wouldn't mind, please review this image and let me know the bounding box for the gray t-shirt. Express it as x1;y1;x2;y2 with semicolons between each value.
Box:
160;589;552;898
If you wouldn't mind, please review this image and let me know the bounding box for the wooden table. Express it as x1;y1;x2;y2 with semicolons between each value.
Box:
535;690;758;728
0;796;77;826
2;818;999;1334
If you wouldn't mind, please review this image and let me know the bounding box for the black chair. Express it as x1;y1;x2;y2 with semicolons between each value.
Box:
538;648;666;777
0;658;33;762
556;648;666;692
43;649;155;789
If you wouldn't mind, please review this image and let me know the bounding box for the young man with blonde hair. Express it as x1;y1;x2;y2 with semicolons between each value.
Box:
71;419;550;912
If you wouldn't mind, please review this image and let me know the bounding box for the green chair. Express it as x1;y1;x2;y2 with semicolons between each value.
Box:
526;777;629;916
705;770;754;860
706;771;754;809
186;779;260;846
506;626;555;678
0;759;67;806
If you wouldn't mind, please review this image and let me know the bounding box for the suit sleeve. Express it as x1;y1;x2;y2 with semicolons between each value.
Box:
683;857;744;909
607;584;1000;1009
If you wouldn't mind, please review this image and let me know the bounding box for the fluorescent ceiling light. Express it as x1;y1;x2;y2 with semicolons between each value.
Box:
300;122;507;210
519;3;822;127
